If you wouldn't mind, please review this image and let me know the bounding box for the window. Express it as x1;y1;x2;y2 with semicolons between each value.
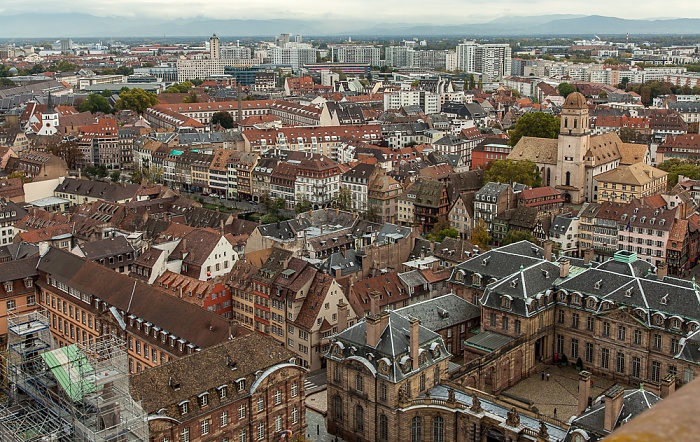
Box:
27;295;36;306
602;321;610;337
654;334;662;349
238;380;245;391
514;319;521;335
585;342;594;363
379;415;389;442
601;348;610;369
239;430;247;442
291;381;298;397
275;414;283;432
652;360;661;382
6;300;15;311
556;334;564;354
257;397;264;412
355;405;364;432
433;416;444;442
257;422;265;440
557;310;565;324
239;404;246;420
616;352;625;374
379;382;387;402
571;313;579;329
274;389;282;405
356;374;363;392
181;427;190;442
199;393;209;407
420;373;426;391
221;411;229;427
201;419;210;436
180;402;189;415
502;316;509;331
634;329;642;345
587;316;594;331
490;313;496;326
411;416;422;442
219;386;228;399
671;338;680;355
632;356;641;378
333;395;343;421
571;338;579;359
292;406;299;424
618;326;626;341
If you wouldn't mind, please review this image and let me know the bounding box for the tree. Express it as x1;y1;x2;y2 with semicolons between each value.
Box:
619;127;638;143
361;206;381;223
8;171;31;183
0;78;14;87
115;65;134;76
468;73;476;90
84;164;108;179
502;229;536;246
191;78;204;86
79;93;112;114
557;82;576;97
211;111;234;129
129;170;143;184
471;220;491;251
485;159;542;187
427;226;459;242
182;91;199;103
658;159;700;186
508;112;560;147
48;140;82;169
295;198;312;214
599;90;608;99
689;122;699;134
333;187;352;211
164;81;194;93
115;88;159;114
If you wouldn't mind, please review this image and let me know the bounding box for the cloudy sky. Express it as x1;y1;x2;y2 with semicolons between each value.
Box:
0;0;696;22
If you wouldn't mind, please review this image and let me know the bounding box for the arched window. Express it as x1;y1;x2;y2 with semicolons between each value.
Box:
573;118;578;129
411;416;422;442
355;405;364;432
565;171;571;187
546;168;551;186
564;118;568;128
333;395;343;422
380;414;389;441
433;416;444;442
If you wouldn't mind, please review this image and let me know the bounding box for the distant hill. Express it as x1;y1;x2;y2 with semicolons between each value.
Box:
0;13;699;38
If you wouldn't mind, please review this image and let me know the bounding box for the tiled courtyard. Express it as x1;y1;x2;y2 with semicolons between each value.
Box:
503;364;618;423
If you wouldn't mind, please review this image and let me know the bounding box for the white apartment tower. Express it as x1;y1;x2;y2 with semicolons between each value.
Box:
456;41;511;81
210;34;220;60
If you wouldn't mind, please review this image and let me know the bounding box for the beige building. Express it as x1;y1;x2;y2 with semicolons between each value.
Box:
596;163;668;203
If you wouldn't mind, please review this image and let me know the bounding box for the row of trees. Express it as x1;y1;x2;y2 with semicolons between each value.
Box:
77;88;160;115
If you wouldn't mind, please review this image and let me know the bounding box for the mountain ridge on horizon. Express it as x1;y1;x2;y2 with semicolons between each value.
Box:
0;13;698;38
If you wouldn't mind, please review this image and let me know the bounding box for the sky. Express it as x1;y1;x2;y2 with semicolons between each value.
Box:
0;0;698;23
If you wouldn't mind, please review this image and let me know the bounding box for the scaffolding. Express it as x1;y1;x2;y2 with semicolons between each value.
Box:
0;309;149;442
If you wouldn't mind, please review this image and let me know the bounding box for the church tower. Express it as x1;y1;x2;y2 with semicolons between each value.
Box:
556;92;590;204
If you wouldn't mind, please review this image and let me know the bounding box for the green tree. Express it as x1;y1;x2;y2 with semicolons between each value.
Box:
8;171;31;183
619;127;638;143
79;93;112;114
48;140;82;169
485;159;542;187
599;90;608;99
361;206;381;223
101;89;114;98
182;90;199;103
557;83;576;97
84;164;108;179
0;78;14;87
191;78;204;86
658;159;700;186
28;64;45;75
110;170;121;182
507;112;560;147
115;88;159;114
115;65;134;76
129;170;143;184
502;229;536;246
427;227;459;243
52;60;77;72
468;73;476;90
333;187;353;211
295;198;312;214
471;220;491;251
164;81;194;93
211;111;234;129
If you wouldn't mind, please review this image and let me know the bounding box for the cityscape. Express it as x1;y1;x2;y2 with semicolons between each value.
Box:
0;5;700;442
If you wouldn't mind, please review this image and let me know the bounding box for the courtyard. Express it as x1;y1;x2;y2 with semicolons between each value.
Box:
503;364;619;423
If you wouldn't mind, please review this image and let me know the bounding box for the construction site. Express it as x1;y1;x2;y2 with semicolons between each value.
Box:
0;309;148;441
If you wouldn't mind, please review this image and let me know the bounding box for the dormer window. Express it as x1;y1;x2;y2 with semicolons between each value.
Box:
501;297;511;309
237;379;246;391
218;385;228;399
472;274;481;286
179;401;190;415
24;278;33;288
4;282;12;293
199;392;209;407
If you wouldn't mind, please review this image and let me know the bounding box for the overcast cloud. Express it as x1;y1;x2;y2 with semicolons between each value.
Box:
0;0;697;23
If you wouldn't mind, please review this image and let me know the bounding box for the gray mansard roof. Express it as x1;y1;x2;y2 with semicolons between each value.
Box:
329;311;450;382
395;294;480;331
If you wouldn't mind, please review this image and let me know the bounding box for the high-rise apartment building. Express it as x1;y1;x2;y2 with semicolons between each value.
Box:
456;41;512;81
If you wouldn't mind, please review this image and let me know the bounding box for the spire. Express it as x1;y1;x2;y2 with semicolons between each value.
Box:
47;91;54;113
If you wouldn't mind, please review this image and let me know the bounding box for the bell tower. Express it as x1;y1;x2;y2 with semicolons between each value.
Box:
556;92;590;204
560;91;589;137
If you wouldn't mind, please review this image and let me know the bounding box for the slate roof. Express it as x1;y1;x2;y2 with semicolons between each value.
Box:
330;310;449;382
395;294;480;331
54;178;140;202
77;235;134;261
464;331;514;352
0;256;39;283
567;388;661;441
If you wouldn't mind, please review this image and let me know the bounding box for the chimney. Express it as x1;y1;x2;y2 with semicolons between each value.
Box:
410;316;420;370
578;371;592;415
603;385;625;432
544;240;553;262
584;248;595;265
560;258;570;278
656;262;668;279
369;290;380;316
335;266;342;279
660;374;676;398
178;286;183;298
220;219;225;233
337;300;348;333
181;238;187;253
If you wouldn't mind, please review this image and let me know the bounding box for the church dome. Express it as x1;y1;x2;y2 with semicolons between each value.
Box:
563;92;587;109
